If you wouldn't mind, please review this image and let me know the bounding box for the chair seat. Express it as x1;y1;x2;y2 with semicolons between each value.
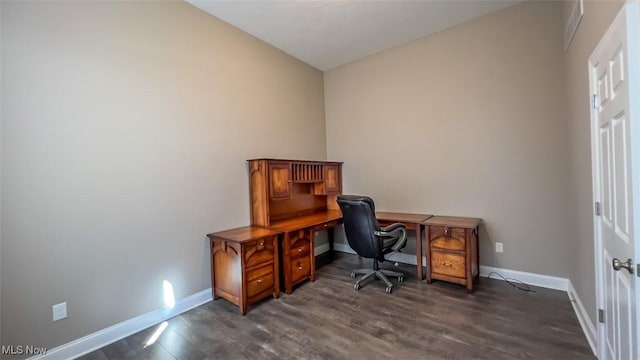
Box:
381;236;400;252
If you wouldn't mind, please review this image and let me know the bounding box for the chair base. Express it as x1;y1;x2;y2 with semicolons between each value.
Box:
351;268;404;294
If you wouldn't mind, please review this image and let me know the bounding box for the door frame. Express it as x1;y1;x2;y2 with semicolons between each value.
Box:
590;1;640;358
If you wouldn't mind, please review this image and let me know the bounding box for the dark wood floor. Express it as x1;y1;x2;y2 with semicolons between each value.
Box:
78;253;593;360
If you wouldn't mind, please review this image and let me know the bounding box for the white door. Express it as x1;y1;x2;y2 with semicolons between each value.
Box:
590;2;639;360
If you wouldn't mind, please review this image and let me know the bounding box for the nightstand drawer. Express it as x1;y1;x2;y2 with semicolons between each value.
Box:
431;250;466;278
247;265;274;297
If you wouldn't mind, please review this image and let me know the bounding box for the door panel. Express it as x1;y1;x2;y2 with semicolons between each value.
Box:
601;126;613;224
618;273;632;359
612;114;630;239
605;251;615;359
590;3;638;359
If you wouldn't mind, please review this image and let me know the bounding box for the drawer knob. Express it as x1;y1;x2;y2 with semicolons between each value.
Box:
324;224;328;227
298;248;303;252
259;241;264;246
443;262;453;267
257;279;263;283
298;265;303;270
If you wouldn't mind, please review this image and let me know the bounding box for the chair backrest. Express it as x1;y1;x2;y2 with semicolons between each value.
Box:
336;195;380;259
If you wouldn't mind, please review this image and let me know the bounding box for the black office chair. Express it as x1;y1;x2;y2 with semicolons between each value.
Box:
337;195;407;293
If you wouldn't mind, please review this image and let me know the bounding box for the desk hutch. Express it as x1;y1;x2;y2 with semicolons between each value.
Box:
247;159;343;294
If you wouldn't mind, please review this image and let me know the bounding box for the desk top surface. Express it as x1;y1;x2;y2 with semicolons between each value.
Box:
424;216;481;228
376;212;432;224
269;210;343;232
207;226;282;242
208;212;476;240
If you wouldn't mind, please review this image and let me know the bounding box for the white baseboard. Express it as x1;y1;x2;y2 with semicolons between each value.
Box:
567;280;597;356
332;243;356;255
334;243;570;291
479;265;569;291
315;242;331;256
32;289;213;360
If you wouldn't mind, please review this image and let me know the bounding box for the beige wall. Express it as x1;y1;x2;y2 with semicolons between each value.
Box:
325;1;573;275
563;0;624;325
0;0;325;350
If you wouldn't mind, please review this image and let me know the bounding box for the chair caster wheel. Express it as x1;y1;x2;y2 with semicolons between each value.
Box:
385;286;393;294
354;283;361;291
398;277;404;283
350;272;356;278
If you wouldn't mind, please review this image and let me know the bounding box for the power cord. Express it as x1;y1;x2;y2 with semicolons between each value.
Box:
487;271;536;293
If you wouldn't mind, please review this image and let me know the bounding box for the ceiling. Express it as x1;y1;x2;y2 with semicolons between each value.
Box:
186;0;522;71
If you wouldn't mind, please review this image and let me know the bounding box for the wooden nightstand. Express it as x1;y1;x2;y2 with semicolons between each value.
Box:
424;216;481;293
207;226;281;315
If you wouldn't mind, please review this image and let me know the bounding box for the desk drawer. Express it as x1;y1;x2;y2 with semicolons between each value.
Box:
246;265;274;297
291;241;310;259
290;257;311;284
429;226;465;251
310;220;339;233
431;250;465;278
288;230;312;249
245;237;275;268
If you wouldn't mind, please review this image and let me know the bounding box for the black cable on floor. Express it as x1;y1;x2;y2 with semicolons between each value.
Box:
487;271;536;292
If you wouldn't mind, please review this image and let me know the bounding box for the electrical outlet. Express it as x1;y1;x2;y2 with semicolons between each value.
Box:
52;302;67;321
495;242;504;253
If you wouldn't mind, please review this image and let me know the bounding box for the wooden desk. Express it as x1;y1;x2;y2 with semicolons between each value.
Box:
207;226;282;315
375;212;433;280
269;210;342;293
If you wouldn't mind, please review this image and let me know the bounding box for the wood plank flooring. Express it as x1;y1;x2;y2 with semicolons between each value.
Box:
78;253;593;360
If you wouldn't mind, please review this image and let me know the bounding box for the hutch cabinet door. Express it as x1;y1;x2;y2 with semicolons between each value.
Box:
268;162;292;199
324;164;341;195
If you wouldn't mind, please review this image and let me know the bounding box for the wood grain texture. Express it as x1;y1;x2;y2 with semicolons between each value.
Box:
248;159;344;227
249;160;269;227
426;216;481;292
424;216;481;228
206;226;281;243
269;210;342;232
269;183;327;222
376;212;432;224
208;230;280;315
80;253;594;360
281;228;314;294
